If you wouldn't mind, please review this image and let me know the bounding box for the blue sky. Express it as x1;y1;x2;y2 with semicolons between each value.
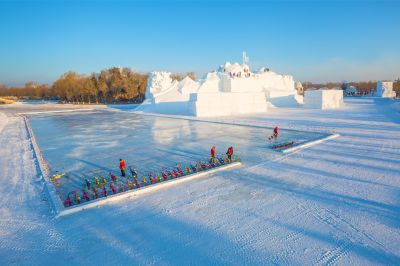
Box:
0;0;399;86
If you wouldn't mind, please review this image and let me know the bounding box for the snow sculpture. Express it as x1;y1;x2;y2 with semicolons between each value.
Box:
374;81;396;98
197;72;220;93
145;72;172;102
304;89;343;109
344;86;357;96
139;59;301;117
144;72;191;103
295;81;303;95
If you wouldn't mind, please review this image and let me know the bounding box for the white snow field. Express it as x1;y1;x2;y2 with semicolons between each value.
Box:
0;98;399;265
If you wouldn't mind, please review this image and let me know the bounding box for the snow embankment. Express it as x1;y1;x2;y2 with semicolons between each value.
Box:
0;112;8;135
391;100;400;113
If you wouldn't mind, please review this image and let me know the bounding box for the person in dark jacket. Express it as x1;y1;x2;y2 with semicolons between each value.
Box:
129;165;138;177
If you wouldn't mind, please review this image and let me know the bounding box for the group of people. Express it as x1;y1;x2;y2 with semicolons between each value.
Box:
64;126;281;207
229;71;251;78
210;145;234;163
118;127;279;178
116;146;237;180
65;153;234;206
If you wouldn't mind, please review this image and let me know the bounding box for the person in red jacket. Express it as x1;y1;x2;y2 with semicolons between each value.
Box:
119;158;126;177
273;126;279;138
226;146;233;162
268;126;279;141
210;146;216;163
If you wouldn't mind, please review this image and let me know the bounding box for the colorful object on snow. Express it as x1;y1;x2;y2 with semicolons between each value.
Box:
271;141;294;150
74;190;81;204
101;176;107;187
110;183;117;194
83;190;90;201
93;188;98;199
51;172;66;181
127;179;133;189
94;177;100;187
64;195;72;207
110;172;117;182
63;154;240;207
85;178;91;190
101;187;107;197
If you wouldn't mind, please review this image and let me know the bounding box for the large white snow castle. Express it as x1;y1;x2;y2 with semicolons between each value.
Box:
138;53;300;117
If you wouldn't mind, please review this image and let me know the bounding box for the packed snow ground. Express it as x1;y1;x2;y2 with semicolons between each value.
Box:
0;98;399;265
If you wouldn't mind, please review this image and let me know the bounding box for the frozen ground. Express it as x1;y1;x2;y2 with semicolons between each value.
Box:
0;98;399;265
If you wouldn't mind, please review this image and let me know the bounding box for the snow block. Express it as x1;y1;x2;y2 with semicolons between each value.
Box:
57;161;242;217
304;89;343;109
374;81;396;98
189;92;268;117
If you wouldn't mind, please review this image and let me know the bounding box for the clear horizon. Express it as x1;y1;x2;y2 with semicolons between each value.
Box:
0;0;399;86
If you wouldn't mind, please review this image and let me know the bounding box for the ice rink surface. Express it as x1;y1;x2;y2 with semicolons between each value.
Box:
28;110;327;200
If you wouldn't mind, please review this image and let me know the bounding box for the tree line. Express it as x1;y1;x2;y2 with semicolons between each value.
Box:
0;67;148;104
0;68;199;104
0;82;51;99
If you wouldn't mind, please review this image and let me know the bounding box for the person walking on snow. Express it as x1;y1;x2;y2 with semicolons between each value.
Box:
268;126;279;141
273;126;279;138
119;158;126;177
210;145;216;163
226;146;234;162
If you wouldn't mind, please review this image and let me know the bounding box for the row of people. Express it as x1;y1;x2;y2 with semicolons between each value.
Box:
64;155;238;207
